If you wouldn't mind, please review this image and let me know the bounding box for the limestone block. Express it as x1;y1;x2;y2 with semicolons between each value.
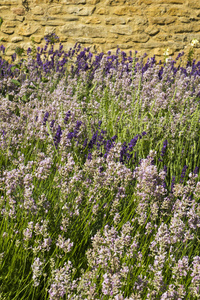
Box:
32;0;49;4
0;0;18;4
116;43;133;49
66;6;96;15
0;35;9;42
31;6;44;15
140;40;164;49
172;24;200;33
138;0;153;4
30;15;48;22
48;6;63;15
146;6;167;17
16;22;41;36
188;1;200;9
59;24;85;36
93;38;106;44
105;0;137;5
84;26;109;37
131;33;150;43
85;17;101;24
11;36;23;42
73;37;93;43
155;33;172;41
105;17;126;25
0;6;10;12
110;25;133;35
31;35;43;43
60;24;109;38
62;17;79;21
87;0;100;4
44;27;56;35
60;0;86;4
4;42;17;52
1;21;17;35
113;6;139;15
157;0;184;3
149;17;176;25
11;6;25;16
145;26;160;36
16;16;24;22
42;20;66;26
19;42;32;50
167;7;191;17
179;17;191;23
96;7;109;15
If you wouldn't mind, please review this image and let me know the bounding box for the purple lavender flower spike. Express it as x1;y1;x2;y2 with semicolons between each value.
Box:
193;166;199;175
43;112;49;125
67;132;74;140
180;165;188;183
88;153;92;160
54;125;62;149
50;120;55;128
83;138;88;149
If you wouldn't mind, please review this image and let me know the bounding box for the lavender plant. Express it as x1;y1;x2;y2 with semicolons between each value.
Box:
0;37;200;299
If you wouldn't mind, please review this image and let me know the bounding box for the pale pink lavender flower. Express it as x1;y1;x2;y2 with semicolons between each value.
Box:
31;257;44;287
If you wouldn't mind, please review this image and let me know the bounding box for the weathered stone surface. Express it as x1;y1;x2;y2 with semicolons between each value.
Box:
48;6;63;15
93;38;106;43
60;0;86;4
85;17;101;24
171;24;200;33
178;17;191;23
73;37;93;43
146;6;167;17
167;7;191;17
1;21;17;34
0;6;10;12
84;26;109;37
19;42;32;50
140;40;164;49
31;35;43;43
60;24;110;38
113;6;139;15
0;35;9;42
157;0;184;3
41;20;66;26
11;6;25;15
149;16;176;25
11;36;23;42
131;34;150;43
105;0;137;5
44;27;56;35
110;25;133;35
59;24;85;36
87;0;100;4
15;16;24;22
188;1;200;9
0;0;18;4
145;26;160;36
138;0;153;4
96;7;109;14
105;17;126;25
31;6;44;15
66;6;96;15
155;33;172;41
16;22;41;36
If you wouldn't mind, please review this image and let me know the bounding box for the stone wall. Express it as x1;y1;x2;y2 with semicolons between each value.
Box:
1;0;200;63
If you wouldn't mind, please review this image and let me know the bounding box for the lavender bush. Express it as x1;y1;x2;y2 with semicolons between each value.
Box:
0;35;200;299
